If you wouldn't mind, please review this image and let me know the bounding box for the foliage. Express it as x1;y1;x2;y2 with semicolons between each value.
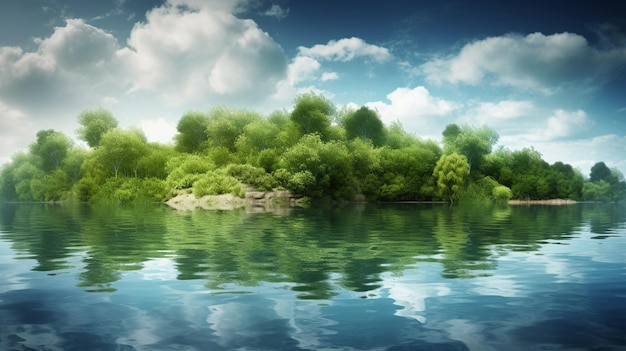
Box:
0;92;623;204
165;154;214;190
175;111;210;153
76;108;119;148
290;92;335;139
225;164;277;191
442;124;498;174
192;170;244;198
30;130;73;172
492;185;513;203
95;128;148;178
433;153;469;203
342;106;385;146
583;162;625;201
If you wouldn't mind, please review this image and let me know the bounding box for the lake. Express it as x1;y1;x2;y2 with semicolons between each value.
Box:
0;202;625;351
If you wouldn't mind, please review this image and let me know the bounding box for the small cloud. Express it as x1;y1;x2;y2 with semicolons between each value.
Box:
321;72;338;81
298;37;392;63
262;4;289;20
617;107;626;113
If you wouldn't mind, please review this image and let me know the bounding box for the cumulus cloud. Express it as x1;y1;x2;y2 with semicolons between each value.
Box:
420;32;626;92
365;86;458;137
298;37;392;63
543;109;590;139
118;0;287;104
0;18;122;112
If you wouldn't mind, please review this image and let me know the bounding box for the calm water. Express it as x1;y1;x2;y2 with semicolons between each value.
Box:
0;202;625;351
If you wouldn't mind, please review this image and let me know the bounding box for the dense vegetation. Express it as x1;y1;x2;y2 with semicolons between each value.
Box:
0;93;624;204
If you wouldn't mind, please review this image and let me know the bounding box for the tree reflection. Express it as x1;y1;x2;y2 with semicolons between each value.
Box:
0;202;624;298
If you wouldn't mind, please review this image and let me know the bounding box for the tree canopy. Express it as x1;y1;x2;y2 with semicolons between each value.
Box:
0;95;624;204
76;108;119;148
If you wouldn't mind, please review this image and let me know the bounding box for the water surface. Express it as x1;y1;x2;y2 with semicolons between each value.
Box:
1;202;625;350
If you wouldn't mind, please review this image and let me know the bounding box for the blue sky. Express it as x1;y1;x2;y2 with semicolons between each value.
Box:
1;0;625;176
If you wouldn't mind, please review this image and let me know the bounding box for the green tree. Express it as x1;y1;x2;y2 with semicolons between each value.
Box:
290;93;335;139
442;124;499;174
29;130;73;172
342;106;385;146
384;121;418;149
76;108;119;148
205;107;261;152
174;111;210;153
94;128;148;178
433;152;469;204
590;162;612;183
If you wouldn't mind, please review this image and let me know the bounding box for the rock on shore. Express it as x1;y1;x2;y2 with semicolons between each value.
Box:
165;190;304;211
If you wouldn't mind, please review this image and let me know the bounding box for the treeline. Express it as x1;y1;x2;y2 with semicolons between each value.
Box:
0;93;624;204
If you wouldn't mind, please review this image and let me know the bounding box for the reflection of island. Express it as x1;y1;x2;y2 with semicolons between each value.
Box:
0;202;624;296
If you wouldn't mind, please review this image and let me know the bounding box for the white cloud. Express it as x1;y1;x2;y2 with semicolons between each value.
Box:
0;19;122;112
420;32;626;91
262;4;289;20
365;86;458;137
320;71;339;81
298;37;392;63
117;0;287;105
0;101;33;164
543;109;590;139
139;118;177;144
459;100;534;127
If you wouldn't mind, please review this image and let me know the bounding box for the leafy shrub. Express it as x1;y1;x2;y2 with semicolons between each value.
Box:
166;155;214;189
89;177;172;204
192;171;244;197
287;171;316;195
492;185;513;203
225;163;277;191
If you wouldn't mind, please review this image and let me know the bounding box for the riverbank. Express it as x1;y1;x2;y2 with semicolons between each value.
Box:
508;198;577;205
165;190;305;211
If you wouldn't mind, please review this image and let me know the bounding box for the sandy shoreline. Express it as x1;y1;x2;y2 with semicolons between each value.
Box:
508;198;577;205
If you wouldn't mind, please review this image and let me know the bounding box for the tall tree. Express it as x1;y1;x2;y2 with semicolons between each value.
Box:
433;152;469;204
29;130;73;172
342;106;385;146
175;111;210;153
290;92;334;139
76;108;119;148
95;128;148;178
442;124;499;174
589;162;612;183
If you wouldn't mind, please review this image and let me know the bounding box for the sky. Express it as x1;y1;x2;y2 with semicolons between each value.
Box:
1;0;625;177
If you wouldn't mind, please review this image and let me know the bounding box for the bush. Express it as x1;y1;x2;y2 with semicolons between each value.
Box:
166;155;214;189
192;171;244;198
492;185;513;203
287;171;316;195
225;163;277;191
89;177;172;204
